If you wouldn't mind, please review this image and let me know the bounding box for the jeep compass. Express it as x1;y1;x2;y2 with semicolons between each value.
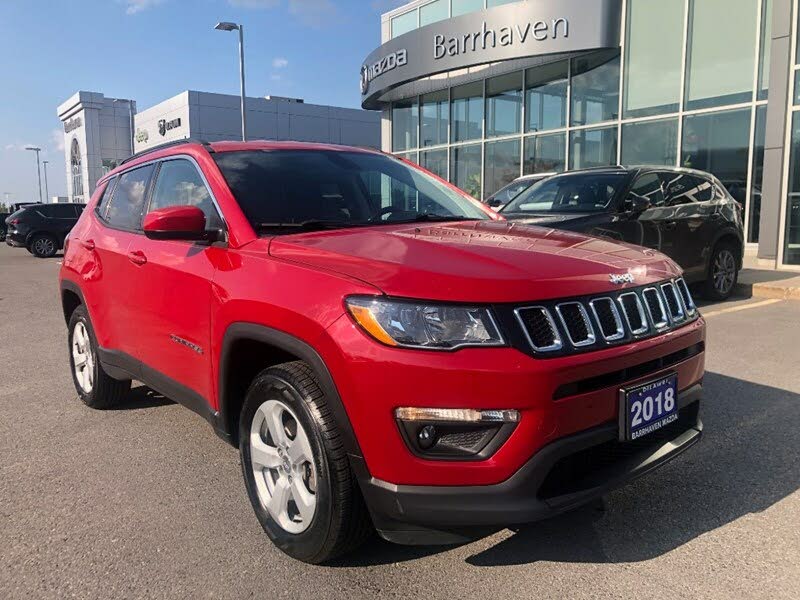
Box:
59;141;705;563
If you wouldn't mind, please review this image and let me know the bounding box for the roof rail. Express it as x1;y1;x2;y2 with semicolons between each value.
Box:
120;138;214;166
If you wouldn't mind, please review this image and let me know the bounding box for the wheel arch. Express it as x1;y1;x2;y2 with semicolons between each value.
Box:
218;323;364;464
60;280;86;326
26;230;62;249
709;229;744;271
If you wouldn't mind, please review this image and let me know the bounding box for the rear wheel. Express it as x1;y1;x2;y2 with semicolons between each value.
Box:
30;234;58;258
704;241;739;301
239;361;372;563
68;305;131;408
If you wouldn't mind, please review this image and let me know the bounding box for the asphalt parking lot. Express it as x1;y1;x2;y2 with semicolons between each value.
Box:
1;244;798;599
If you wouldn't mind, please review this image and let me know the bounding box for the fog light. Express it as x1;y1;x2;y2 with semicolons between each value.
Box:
417;425;437;450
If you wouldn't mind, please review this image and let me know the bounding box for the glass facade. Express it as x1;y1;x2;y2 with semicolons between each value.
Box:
386;0;773;257
390;0;523;38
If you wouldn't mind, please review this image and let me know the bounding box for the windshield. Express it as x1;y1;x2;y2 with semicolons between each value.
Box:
489;179;536;205
212;150;489;234
502;172;628;214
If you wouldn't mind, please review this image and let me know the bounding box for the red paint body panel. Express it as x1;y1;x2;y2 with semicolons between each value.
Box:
143;205;206;234
59;141;706;489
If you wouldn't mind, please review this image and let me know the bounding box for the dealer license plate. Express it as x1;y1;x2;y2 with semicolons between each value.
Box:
620;374;678;441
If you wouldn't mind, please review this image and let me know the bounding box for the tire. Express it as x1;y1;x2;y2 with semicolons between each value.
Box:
703;241;740;301
239;361;372;564
30;234;58;258
68;305;131;409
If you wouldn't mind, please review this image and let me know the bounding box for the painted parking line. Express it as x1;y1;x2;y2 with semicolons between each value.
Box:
701;298;782;318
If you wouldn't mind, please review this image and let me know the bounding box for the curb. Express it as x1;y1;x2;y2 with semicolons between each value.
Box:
736;281;800;301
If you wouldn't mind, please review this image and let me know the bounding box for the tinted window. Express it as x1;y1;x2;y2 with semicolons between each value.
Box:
660;173;713;205
149;160;223;230
490;180;535;205
96;178;117;217
43;204;80;218
504;172;627;214
212;150;488;233
104;165;155;230
629;173;665;207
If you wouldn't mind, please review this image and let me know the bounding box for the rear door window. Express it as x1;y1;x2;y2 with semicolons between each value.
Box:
103;165;155;230
96;178;117;218
660;173;712;205
629;173;665;207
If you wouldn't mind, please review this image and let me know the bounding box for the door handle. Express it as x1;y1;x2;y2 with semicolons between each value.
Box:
128;250;147;266
81;239;95;251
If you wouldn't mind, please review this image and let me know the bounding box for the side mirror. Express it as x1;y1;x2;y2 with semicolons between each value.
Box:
487;198;503;208
625;195;651;213
143;206;210;241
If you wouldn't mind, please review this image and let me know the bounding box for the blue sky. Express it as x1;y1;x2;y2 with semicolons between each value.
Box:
0;0;405;203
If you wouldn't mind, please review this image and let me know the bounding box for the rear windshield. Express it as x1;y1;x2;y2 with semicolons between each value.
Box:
212;150;488;234
503;172;628;214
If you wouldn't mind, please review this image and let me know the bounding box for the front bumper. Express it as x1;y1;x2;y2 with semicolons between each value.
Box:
360;386;702;544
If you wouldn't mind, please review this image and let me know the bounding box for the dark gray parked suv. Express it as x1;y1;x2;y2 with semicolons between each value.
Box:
5;203;84;258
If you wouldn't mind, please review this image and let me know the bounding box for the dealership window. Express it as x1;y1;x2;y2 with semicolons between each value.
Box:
451;82;483;143
681;108;751;210
785;113;800;265
623;0;683;118
749;106;767;243
685;0;759;111
794;71;800;105
523;133;566;174
391;10;417;38
450;143;482;199
421;148;448;179
525;61;568;132
484;139;521;197
486;0;518;7
70;138;83;200
486;72;522;138
392;100;418;152
451;0;482;17
621;118;678;167
421;91;448;147
570;50;620;126
758;0;773;100
420;0;448;26
569;126;618;170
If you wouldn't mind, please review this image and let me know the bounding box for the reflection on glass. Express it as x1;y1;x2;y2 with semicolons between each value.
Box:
525;61;568;132
450;144;482;199
758;0;773;100
685;0;758;110
571;50;620;126
484;139;521;197
487;0;518;7
784;113;800;264
451;82;483;142
421;91;448;147
421;148;448;179
623;0;683;117
523;133;566;174
391;10;417;38
392;100;418;152
486;73;522;138
451;0;483;17
621;119;678;166
569;126;618;170
420;0;448;26
749;106;766;243
681;108;751;208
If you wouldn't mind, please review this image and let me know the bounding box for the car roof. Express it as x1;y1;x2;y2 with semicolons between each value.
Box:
551;165;720;179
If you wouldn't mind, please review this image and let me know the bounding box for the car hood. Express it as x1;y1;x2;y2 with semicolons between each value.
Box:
268;221;680;303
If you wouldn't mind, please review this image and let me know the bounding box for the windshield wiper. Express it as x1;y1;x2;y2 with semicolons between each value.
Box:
255;220;359;233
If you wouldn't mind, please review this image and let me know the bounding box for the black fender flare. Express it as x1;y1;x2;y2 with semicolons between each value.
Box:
218;323;365;465
27;229;63;249
709;226;744;271
59;279;87;323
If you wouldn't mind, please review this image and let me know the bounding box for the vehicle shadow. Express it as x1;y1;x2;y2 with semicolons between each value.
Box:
106;384;174;411
334;372;799;567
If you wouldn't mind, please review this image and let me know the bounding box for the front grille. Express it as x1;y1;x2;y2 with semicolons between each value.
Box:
513;278;698;356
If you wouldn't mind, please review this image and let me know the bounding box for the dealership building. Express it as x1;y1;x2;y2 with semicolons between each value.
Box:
361;0;800;270
57;90;380;203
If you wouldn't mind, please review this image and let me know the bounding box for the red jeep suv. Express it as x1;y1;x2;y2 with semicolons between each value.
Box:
59;141;705;563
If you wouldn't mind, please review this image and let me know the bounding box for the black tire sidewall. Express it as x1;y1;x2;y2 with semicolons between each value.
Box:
68;306;100;406
239;370;335;563
31;234;57;258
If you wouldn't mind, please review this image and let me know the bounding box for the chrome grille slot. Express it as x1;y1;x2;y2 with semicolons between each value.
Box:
556;302;596;347
642;287;669;329
589;298;624;341
618;292;649;336
661;282;685;322
515;307;562;352
675;278;696;315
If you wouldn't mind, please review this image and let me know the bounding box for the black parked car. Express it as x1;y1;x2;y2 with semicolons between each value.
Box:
484;173;555;211
0;212;9;242
5;203;84;258
500;166;744;300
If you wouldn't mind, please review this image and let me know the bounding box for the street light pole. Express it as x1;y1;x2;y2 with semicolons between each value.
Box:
25;146;43;203
215;21;247;141
42;160;50;201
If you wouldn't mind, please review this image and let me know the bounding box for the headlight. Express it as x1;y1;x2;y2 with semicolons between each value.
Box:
345;296;505;350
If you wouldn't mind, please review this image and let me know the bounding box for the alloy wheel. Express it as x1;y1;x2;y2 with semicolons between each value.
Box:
713;249;737;296
34;237;55;257
71;321;95;393
250;399;317;534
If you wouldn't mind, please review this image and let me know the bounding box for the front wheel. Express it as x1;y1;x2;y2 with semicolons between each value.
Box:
704;242;740;301
239;361;372;563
